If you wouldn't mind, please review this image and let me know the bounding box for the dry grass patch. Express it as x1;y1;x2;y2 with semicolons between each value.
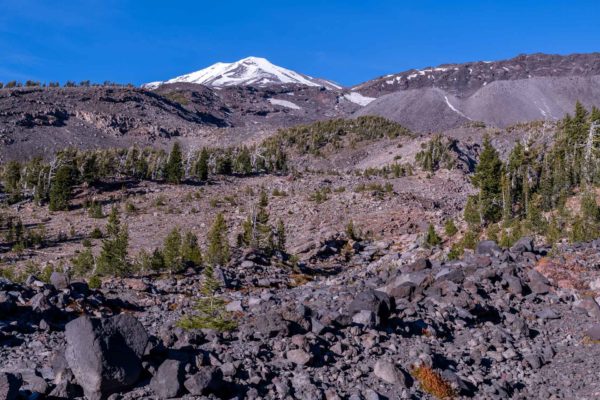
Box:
411;365;456;399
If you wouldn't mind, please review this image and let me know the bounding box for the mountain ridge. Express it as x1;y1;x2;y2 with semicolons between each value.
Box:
144;56;341;90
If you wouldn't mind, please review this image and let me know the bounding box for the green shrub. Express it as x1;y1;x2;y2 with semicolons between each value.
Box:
444;219;458;237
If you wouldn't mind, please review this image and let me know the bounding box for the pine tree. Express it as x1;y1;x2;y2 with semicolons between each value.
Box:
463;195;481;227
235;146;253;175
150;248;166;272
275;219;286;253
206;213;230;266
181;231;202;268
444;219;458;237
472;137;503;224
81;153;99;185
424;223;441;247
3;161;21;202
177;264;236;331
49;163;76;211
163;227;183;273
96;207;130;276
165;142;184;184
72;248;95;277
215;153;232;175
241;193;274;254
194;148;209;181
88;200;104;218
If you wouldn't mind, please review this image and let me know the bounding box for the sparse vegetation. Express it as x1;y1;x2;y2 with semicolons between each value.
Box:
177;264;236;331
411;364;456;399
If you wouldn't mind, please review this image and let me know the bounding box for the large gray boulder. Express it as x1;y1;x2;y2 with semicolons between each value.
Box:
150;359;184;399
373;360;408;387
347;289;393;324
184;366;222;396
50;271;70;290
510;236;534;254
64;314;148;400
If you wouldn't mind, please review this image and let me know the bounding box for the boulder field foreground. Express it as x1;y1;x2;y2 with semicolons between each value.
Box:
1;236;600;399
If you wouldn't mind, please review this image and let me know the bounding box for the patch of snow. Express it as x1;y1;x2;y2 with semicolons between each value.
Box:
444;95;472;120
268;98;301;110
142;81;162;90
343;92;376;106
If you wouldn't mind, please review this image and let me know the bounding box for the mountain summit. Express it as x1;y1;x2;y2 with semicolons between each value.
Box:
144;56;341;90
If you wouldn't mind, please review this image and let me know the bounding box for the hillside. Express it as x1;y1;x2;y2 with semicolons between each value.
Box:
356;75;600;131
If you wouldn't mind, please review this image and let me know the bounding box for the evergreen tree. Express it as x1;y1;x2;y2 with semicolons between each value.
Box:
472;137;503;224
3;161;22;203
444;219;458;237
181;231;202;267
150;248;166;272
424;223;441;247
570;191;600;242
177;264;236;331
163;227;183;273
463;195;481;227
88;200;104;218
275;219;286;253
96;207;130;276
235;146;253;175
165;142;184;184
72;248;95;277
194;148;209;181
240;193;274;254
49;163;77;211
206;213;230;266
215;152;233;175
81;153;99;185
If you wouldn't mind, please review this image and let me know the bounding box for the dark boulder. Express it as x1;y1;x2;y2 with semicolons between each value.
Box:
527;269;551;295
347;289;393;323
510;237;534;254
64;314;148;400
184;366;222;395
150;359;185;399
50;272;70;290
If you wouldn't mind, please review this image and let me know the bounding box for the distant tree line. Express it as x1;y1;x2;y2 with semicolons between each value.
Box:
0;142;288;211
0;80;136;89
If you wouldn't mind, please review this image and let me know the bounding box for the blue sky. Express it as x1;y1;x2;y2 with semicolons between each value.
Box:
0;0;599;86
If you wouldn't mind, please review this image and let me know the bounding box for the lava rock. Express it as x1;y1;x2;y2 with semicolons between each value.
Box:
287;348;312;366
527;269;551;295
151;359;185;399
184;366;222;395
64;314;148;400
511;237;534;254
373;360;407;387
50;272;70;290
347;289;392;323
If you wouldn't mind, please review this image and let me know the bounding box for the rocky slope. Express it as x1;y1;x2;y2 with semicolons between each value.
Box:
353;53;600;132
355;75;600;131
2;235;600;399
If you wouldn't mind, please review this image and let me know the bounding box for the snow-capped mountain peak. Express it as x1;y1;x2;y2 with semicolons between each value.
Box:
144;56;341;89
